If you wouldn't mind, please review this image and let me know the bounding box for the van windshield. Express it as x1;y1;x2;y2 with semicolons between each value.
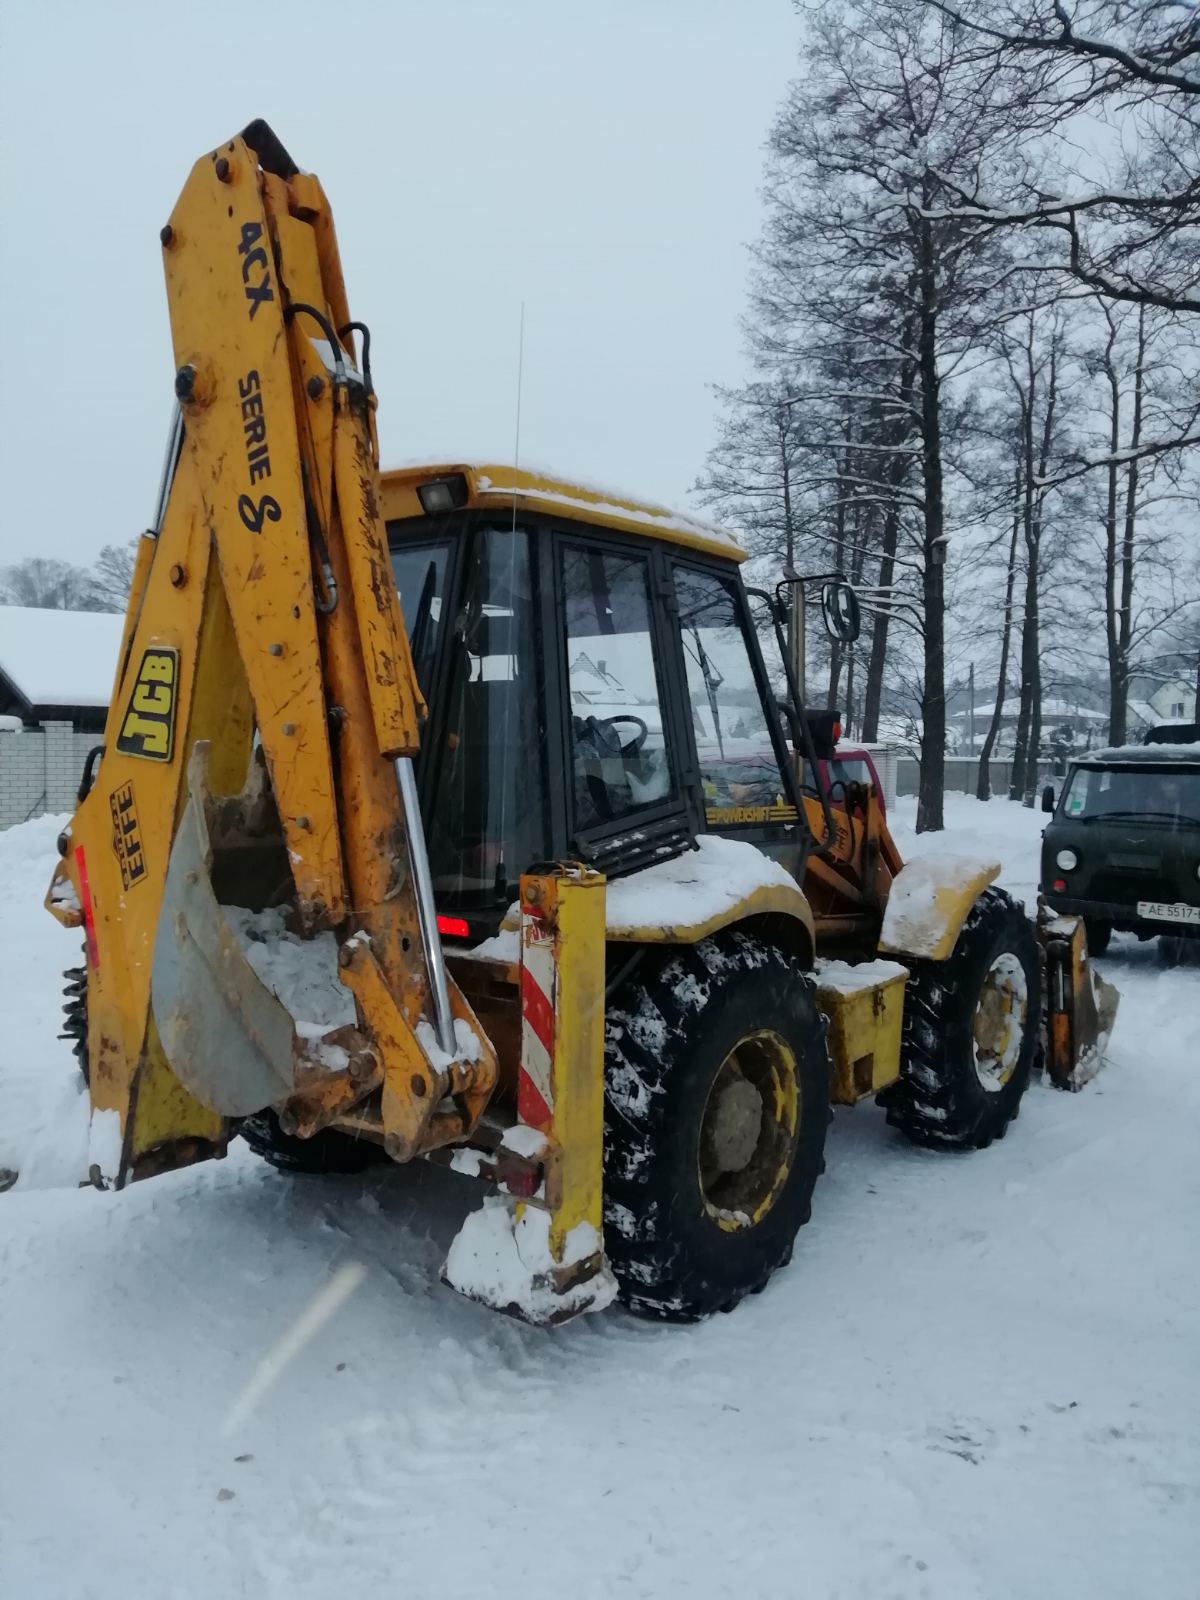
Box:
1062;765;1200;826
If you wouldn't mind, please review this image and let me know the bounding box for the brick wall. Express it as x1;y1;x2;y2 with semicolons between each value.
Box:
0;722;102;829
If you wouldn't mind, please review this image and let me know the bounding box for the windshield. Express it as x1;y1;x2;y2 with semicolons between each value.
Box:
1062;765;1200;825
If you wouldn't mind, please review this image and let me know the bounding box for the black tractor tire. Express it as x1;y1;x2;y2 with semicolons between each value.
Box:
1084;918;1112;958
239;1110;387;1176
59;962;89;1086
603;929;831;1322
882;886;1041;1150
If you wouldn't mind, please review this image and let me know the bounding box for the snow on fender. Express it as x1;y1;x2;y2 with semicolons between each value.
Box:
878;853;1001;962
604;834;813;944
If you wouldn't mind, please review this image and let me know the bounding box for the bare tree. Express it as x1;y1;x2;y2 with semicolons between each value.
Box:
1076;299;1200;742
976;457;1024;797
706;0;1047;829
923;2;1200;317
86;537;140;612
0;557;101;610
1002;306;1072;803
696;382;806;573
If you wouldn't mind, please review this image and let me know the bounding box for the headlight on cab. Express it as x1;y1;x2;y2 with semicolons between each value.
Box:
1056;849;1078;871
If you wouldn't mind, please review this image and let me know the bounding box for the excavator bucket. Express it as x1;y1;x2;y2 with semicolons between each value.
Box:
1037;906;1120;1091
152;747;303;1117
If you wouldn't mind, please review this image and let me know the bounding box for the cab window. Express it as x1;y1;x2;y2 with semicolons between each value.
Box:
561;545;676;831
672;565;791;828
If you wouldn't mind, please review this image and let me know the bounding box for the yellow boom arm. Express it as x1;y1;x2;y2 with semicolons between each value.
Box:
47;123;495;1186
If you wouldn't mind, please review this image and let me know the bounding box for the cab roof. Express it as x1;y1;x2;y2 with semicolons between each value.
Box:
1076;743;1200;766
379;462;746;564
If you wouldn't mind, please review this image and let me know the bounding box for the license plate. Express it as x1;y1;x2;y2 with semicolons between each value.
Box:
1137;900;1200;925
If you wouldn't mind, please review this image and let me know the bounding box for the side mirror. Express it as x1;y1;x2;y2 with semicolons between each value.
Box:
806;709;841;760
820;580;861;644
1041;784;1056;814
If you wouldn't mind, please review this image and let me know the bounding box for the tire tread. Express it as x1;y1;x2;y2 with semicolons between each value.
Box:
883;887;1039;1150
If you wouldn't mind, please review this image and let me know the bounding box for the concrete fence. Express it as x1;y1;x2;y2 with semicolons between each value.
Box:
894;754;1059;800
834;746;1059;808
0;722;101;829
0;734;1066;832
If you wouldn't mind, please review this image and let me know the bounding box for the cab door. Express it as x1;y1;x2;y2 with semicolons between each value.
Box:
666;558;808;881
551;529;699;876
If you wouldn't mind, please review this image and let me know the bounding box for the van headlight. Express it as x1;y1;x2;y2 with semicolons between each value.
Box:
1056;849;1078;871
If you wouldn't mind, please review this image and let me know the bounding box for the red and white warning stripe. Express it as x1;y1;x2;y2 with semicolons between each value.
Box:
519;902;556;1129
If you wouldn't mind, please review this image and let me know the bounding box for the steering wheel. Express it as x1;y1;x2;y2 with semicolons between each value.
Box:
602;714;649;755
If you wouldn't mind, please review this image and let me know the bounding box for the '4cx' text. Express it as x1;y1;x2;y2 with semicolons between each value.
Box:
237;221;274;320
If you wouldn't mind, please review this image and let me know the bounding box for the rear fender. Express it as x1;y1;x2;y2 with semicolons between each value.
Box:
604;836;816;967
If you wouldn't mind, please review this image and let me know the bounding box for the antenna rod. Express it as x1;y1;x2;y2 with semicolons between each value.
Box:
495;301;527;902
513;300;526;472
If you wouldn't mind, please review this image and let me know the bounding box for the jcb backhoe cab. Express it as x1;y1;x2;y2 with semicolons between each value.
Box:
43;124;1117;1325
383;469;830;929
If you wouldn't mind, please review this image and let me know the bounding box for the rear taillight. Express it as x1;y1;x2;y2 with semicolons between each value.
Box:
436;914;470;940
496;1146;544;1198
1052;878;1067;893
503;1166;542;1199
75;846;99;969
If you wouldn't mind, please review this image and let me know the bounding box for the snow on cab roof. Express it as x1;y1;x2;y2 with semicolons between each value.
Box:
0;606;124;711
1077;742;1200;765
381;460;746;562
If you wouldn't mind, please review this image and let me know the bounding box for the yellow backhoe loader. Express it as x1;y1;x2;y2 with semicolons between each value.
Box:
43;124;1117;1323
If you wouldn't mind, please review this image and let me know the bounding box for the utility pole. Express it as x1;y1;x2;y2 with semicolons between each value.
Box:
845;647;855;738
968;661;976;752
788;578;806;702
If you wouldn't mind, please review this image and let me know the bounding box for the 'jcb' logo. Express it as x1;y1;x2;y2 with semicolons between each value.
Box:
116;647;179;762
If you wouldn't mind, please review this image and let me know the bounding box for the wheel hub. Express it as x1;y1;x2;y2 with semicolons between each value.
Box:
697;1031;801;1232
702;1075;763;1174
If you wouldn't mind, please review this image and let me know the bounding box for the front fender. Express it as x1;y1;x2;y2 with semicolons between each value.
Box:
878;854;1001;962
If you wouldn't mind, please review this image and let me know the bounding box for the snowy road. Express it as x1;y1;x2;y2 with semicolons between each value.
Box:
2;799;1197;1599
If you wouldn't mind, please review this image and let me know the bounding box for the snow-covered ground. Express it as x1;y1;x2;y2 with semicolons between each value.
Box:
2;798;1197;1599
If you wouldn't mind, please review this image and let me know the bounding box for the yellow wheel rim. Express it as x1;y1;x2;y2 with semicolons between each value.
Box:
697;1030;801;1233
972;953;1029;1092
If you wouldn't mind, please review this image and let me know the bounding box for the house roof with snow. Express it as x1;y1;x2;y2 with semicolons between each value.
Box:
0;606;124;722
570;651;628;698
997;696;1107;722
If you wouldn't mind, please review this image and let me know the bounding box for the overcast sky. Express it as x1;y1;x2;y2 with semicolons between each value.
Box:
0;0;799;570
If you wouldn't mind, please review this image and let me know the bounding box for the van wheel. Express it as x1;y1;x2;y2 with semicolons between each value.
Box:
603;931;830;1321
1158;935;1199;968
882;887;1040;1149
